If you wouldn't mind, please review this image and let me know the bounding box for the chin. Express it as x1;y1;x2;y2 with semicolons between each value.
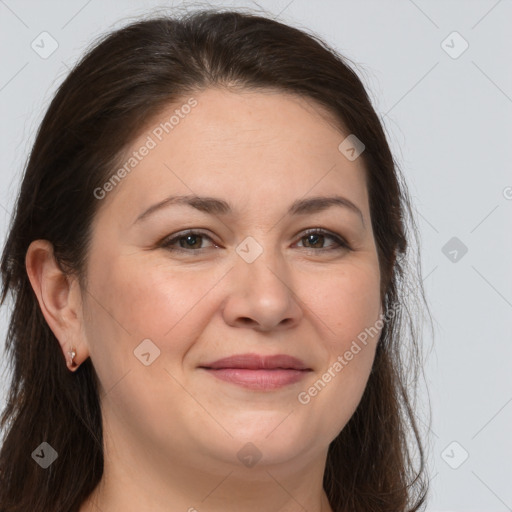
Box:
215;420;322;465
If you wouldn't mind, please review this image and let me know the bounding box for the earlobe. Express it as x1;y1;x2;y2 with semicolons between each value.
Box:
67;347;79;371
25;239;89;371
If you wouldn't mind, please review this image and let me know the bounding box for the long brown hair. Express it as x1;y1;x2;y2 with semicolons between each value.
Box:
0;7;432;511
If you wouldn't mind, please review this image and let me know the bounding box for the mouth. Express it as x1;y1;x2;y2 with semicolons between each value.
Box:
198;354;313;391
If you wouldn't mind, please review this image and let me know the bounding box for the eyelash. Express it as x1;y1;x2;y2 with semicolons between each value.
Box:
160;228;350;254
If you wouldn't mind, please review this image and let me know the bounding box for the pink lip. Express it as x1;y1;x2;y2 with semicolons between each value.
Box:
199;354;312;391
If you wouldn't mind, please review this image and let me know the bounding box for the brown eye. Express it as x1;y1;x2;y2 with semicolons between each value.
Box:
160;228;350;254
296;229;350;251
177;234;203;249
301;233;326;249
161;230;217;252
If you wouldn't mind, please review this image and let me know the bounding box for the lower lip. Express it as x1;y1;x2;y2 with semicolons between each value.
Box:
203;368;310;390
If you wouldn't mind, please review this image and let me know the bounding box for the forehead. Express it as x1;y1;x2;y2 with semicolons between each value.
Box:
95;87;369;225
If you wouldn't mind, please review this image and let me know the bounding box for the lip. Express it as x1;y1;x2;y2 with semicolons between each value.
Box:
199;354;312;391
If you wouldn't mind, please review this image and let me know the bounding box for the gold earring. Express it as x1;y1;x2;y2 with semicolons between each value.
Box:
67;348;77;370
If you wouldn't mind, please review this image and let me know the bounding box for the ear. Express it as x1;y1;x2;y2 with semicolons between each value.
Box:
25;239;90;371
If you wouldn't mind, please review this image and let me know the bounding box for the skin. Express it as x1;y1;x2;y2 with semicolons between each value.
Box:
26;87;383;512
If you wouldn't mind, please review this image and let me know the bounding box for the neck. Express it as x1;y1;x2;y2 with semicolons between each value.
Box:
79;422;334;512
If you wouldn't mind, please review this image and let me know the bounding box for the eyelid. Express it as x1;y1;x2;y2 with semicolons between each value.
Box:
160;227;351;253
296;228;350;250
159;229;218;250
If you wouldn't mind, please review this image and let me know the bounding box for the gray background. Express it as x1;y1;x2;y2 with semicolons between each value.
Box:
1;0;511;510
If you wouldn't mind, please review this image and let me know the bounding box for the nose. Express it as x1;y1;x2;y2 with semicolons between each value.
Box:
221;248;303;332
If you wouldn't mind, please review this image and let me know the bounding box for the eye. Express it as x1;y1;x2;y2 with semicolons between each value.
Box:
160;230;217;252
160;228;350;253
294;228;350;252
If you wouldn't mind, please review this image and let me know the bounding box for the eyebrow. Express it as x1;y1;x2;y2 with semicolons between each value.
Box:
133;194;365;228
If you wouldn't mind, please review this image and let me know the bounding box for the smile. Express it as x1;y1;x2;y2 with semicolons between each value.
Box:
199;353;313;390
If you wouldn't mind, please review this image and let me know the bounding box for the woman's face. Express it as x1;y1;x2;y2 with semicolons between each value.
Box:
81;87;383;474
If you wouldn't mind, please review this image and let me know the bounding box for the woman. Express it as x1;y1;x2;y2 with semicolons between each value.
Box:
0;8;431;512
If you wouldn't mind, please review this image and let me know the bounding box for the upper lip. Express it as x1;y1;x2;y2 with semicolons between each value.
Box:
200;354;311;370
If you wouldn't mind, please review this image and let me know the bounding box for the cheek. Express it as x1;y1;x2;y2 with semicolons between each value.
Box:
82;256;218;433
86;251;382;376
325;264;382;380
85;256;228;364
307;259;382;347
295;262;382;437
